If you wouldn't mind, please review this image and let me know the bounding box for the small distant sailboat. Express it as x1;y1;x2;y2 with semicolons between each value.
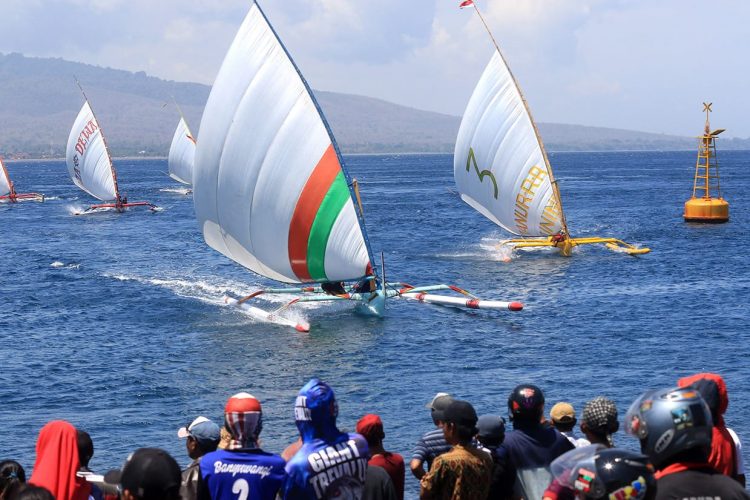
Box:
455;1;648;257
167;105;195;194
66;81;159;214
0;157;44;203
684;102;729;223
193;1;522;331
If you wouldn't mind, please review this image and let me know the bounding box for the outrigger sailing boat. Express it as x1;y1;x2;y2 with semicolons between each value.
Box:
167;108;196;192
193;1;522;331
0;157;44;203
66;82;158;214
455;1;649;257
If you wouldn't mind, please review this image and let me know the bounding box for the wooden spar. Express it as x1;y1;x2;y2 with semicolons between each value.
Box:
468;2;569;235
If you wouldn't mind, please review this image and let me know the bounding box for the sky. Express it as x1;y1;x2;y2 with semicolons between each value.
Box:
1;0;749;138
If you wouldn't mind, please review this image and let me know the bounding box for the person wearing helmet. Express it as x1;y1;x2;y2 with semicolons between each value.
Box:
282;378;369;499
500;384;574;499
625;386;750;499
197;393;287;500
677;372;744;484
548;446;656;500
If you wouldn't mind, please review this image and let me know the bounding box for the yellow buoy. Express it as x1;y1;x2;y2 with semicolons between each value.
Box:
684;102;729;223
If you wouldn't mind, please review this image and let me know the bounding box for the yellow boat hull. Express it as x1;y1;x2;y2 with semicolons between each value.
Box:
500;236;650;256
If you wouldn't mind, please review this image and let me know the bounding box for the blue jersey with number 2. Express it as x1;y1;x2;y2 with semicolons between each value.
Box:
200;448;287;500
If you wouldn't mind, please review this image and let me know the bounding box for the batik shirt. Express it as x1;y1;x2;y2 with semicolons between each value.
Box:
419;444;493;500
198;448;287;500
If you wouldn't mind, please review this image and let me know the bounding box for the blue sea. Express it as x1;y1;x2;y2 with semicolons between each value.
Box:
1;151;748;496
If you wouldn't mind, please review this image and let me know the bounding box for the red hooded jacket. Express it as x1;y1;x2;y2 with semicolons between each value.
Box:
29;420;91;500
677;373;737;477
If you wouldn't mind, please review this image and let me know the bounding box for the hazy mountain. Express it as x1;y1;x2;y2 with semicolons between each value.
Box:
1;52;748;158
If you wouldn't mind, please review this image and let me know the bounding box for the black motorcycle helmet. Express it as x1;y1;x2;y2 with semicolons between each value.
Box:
552;446;656;499
507;384;545;422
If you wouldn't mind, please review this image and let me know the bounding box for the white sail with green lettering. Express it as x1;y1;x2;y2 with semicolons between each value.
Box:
454;51;563;237
193;1;372;284
168;117;195;186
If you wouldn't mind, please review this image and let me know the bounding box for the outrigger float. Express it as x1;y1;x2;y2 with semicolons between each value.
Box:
455;1;649;257
66;80;158;215
0;157;44;203
192;1;522;331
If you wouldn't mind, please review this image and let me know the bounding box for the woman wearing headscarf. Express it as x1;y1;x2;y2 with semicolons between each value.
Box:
29;420;91;500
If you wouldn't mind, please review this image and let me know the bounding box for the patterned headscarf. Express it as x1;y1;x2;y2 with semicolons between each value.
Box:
224;393;262;450
582;397;619;447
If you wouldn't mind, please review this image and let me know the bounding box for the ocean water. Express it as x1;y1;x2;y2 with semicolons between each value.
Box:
1;151;748;496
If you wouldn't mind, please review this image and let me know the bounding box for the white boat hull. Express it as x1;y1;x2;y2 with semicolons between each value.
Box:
400;292;523;311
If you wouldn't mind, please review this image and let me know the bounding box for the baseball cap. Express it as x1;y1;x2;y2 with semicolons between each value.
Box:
476;415;505;441
443;400;478;430
550;402;576;424
104;448;181;499
177;416;220;444
356;414;385;442
426;392;454;421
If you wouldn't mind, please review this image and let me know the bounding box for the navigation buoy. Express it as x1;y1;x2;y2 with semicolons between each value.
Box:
684;102;729;223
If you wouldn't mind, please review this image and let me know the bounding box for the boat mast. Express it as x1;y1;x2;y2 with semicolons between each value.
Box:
75;78;122;204
172;97;196;143
467;2;570;236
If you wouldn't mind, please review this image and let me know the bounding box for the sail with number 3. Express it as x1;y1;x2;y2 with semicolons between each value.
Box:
193;1;372;284
455;1;648;256
168;116;195;186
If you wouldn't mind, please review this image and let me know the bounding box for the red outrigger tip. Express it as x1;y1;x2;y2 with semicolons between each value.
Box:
508;301;524;311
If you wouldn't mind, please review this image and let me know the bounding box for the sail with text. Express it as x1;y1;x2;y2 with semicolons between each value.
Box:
168;116;195;186
454;50;563;237
193;1;373;284
66;101;119;202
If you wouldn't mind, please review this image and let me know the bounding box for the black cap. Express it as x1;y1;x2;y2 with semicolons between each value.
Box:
104;448;181;499
443;400;478;430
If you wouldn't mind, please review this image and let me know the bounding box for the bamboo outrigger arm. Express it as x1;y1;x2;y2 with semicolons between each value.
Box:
499;236;650;256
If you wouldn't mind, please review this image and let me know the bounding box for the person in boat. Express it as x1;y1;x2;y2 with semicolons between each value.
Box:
419;399;493;499
410;393;454;480
282;378;369;499
177;416;220;500
320;281;347;296
625;386;750;500
356;414;405;500
198;393;286;500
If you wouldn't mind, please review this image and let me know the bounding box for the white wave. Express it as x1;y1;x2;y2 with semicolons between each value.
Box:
159;187;192;195
50;261;65;268
50;261;81;269
44;196;61;200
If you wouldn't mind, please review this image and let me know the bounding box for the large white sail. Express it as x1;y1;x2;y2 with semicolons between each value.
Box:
168;117;195;185
0;158;11;197
454;51;563;237
193;2;371;284
66;101;118;202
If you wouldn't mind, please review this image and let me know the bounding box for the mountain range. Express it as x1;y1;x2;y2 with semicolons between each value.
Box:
1;52;748;158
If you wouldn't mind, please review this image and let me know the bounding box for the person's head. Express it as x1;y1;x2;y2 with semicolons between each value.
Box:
476;415;505;448
550;402;577;433
581;397;619;447
104;448;181;500
677;373;728;425
625;386;712;470
0;460;26;499
442;400;479;445
552;446;656;500
426;393;454;427
178;416;221;459
224;393;263;450
76;430;94;469
294;378;340;442
5;484;54;500
508;384;545;426
355;414;385;448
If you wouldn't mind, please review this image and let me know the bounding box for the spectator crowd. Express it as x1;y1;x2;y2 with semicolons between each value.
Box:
0;372;748;499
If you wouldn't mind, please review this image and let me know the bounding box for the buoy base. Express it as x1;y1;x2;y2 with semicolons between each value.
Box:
684;197;729;223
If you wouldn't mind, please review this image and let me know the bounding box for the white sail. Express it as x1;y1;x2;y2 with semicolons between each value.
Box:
193;2;371;284
66;101;118;202
454;51;563;237
168;117;195;185
0;158;11;197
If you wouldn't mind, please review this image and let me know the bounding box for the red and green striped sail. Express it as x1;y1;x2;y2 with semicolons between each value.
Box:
193;2;371;284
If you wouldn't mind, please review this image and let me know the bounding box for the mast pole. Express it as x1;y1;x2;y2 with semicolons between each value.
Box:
469;2;570;236
75;77;122;205
171;96;195;141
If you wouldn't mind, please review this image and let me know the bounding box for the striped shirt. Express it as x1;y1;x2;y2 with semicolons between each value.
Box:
412;429;451;470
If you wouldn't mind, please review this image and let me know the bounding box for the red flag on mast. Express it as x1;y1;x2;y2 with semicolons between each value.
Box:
459;0;474;8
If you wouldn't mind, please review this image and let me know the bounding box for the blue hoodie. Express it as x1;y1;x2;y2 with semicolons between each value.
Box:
282;378;369;499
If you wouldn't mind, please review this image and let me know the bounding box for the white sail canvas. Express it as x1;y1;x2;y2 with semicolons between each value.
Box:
0;159;11;197
168;117;195;185
66;101;117;202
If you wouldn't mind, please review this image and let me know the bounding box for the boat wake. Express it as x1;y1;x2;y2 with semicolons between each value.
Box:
159;187;191;195
50;261;81;270
435;238;514;262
